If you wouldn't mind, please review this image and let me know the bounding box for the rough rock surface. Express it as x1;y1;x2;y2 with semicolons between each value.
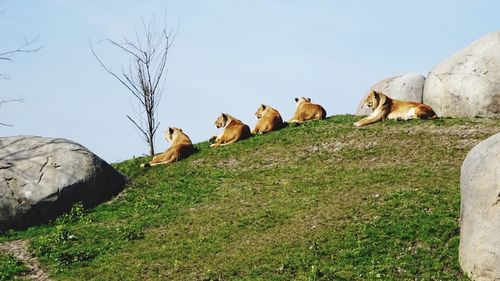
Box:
423;32;500;117
355;74;425;116
460;132;500;281
0;136;126;229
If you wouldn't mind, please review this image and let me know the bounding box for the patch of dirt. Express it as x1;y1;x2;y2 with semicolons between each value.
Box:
0;240;51;281
215;157;239;169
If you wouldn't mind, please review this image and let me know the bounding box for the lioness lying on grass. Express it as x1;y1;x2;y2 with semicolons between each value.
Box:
354;90;437;127
210;113;251;147
141;127;195;168
289;97;327;124
252;104;284;134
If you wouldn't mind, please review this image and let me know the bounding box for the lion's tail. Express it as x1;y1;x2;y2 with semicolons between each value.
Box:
429;108;438;119
321;107;327;119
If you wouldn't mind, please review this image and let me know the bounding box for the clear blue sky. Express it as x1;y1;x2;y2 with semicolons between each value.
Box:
1;1;499;162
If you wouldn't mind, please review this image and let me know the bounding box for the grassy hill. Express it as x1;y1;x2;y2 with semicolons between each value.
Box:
2;115;500;280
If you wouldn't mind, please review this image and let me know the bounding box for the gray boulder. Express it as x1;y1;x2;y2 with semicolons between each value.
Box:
423;32;500;117
460;133;500;281
0;136;126;229
355;74;425;116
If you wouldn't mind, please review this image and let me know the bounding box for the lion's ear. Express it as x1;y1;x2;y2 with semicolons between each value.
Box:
168;127;174;134
294;98;299;102
261;104;266;110
307;97;311;102
372;90;379;96
221;113;227;120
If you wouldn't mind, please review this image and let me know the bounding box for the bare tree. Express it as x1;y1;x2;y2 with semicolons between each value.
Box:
1;9;41;126
90;16;176;156
0;36;41;80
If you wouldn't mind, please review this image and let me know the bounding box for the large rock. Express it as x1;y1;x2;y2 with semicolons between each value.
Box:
355;74;425;116
0;136;127;229
424;32;500;117
460;133;500;281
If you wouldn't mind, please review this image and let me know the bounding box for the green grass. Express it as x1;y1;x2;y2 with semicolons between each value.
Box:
2;115;499;280
0;254;28;281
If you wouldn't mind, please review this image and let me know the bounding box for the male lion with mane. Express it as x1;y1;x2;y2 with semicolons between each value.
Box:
354;90;437;127
140;127;195;168
252;104;284;134
210;113;251;147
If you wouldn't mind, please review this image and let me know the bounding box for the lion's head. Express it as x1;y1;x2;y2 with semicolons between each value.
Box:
214;113;230;128
165;127;182;142
363;90;381;109
255;104;268;119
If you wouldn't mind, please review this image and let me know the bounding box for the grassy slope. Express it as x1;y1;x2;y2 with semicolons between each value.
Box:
1;115;499;280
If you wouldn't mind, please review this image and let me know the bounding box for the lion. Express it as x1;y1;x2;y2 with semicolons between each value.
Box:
354;90;437;127
289;97;327;124
140;127;195;168
252;104;284;134
210;113;251;147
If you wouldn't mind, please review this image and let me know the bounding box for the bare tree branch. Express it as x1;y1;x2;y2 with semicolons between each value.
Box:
126;114;148;138
0;36;42;61
0;10;41;127
0;98;24;107
0;36;42;82
90;14;176;156
0;98;25;127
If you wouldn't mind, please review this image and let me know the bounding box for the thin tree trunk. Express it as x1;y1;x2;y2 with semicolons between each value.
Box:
90;15;176;156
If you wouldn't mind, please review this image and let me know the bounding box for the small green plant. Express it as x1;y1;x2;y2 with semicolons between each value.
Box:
55;249;98;266
29;234;55;257
308;265;323;281
115;225;144;241
0;254;28;281
58;202;87;224
54;226;78;243
30;226;77;256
